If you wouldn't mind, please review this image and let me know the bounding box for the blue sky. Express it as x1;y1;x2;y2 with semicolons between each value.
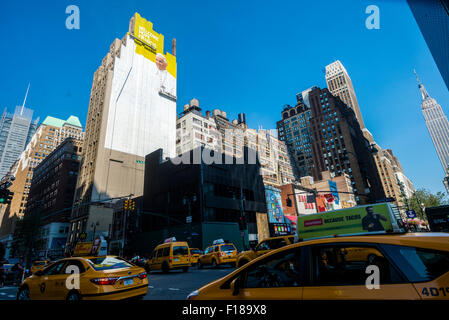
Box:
1;0;448;194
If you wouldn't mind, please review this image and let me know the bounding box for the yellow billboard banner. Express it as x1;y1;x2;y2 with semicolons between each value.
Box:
132;13;176;79
133;13;164;54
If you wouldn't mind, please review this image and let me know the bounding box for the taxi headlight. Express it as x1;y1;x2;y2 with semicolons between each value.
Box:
186;290;200;300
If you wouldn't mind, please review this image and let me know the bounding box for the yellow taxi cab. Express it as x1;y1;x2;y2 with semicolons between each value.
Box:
236;235;295;267
17;255;148;300
189;248;203;265
198;239;238;269
30;260;50;274
187;233;449;300
145;237;191;273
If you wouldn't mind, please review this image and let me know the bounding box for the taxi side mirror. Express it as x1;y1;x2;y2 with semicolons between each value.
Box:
230;277;241;296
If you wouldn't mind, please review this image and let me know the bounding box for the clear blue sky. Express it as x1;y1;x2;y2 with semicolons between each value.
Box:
1;0;448;194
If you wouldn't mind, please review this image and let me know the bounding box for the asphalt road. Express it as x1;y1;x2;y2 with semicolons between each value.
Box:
144;264;235;300
0;264;236;300
0;286;17;300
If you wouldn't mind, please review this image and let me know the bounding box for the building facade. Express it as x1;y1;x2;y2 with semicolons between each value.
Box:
70;13;177;242
277;90;315;178
407;0;449;90
139;147;267;252
178;100;296;188
176;99;221;156
25;137;83;257
0;106;39;179
416;72;449;192
325;60;365;129
6;116;83;220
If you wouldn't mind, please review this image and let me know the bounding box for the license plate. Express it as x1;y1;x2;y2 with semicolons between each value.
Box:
124;278;133;286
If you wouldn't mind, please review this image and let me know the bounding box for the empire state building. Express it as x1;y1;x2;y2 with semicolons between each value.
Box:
416;71;449;192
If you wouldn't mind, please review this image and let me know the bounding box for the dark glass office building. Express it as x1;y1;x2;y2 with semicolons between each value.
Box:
407;0;449;90
133;147;267;253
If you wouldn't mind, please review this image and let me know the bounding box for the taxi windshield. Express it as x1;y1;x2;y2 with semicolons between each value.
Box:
33;261;46;266
190;249;201;254
221;245;235;252
173;246;189;256
87;257;133;271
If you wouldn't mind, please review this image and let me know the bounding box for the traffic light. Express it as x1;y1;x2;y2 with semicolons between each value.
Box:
124;200;129;210
5;190;13;204
238;215;247;230
286;197;292;207
0;189;13;204
130;200;135;211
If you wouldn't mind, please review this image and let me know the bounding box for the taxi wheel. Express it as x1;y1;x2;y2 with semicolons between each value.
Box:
198;262;203;269
17;287;30;301
66;291;81;301
162;262;169;273
211;259;218;268
182;267;189;273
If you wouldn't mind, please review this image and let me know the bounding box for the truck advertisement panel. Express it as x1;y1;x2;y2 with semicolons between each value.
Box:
298;203;399;241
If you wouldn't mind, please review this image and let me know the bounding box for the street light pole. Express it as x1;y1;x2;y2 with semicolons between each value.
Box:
183;194;196;246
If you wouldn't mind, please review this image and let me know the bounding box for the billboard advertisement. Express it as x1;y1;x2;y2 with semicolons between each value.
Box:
298;203;398;241
328;180;340;205
265;185;285;224
104;13;177;159
270;223;292;236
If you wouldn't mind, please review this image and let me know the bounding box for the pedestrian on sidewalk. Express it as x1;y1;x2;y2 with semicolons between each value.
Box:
11;258;24;286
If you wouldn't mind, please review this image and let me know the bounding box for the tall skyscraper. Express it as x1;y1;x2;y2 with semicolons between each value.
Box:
6;115;83;219
407;0;449;90
325;60;365;129
0;115;83;244
279;88;385;204
416;71;449;191
70;13;177;242
0;104;39;179
277;88;315;178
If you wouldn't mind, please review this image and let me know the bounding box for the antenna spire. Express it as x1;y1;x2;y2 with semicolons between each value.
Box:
21;83;30;115
414;69;421;84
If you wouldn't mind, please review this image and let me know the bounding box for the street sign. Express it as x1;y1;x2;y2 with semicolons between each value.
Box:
406;210;416;218
186;216;192;223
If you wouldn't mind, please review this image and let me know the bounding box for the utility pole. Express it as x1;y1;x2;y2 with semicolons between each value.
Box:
183;194;196;246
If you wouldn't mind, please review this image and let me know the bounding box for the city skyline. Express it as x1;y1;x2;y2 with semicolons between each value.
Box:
1;0;448;195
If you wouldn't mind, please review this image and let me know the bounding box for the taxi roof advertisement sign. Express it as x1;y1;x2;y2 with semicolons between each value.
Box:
298;203;397;241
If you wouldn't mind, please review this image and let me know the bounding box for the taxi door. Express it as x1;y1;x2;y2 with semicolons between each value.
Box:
379;244;449;300
199;247;211;264
35;260;68;300
302;244;421;300
230;247;303;300
204;246;214;264
149;248;161;270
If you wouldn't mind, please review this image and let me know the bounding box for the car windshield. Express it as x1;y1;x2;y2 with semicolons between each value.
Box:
190;249;201;254
173;246;189;256
221;245;235;252
87;257;133;271
34;262;46;266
